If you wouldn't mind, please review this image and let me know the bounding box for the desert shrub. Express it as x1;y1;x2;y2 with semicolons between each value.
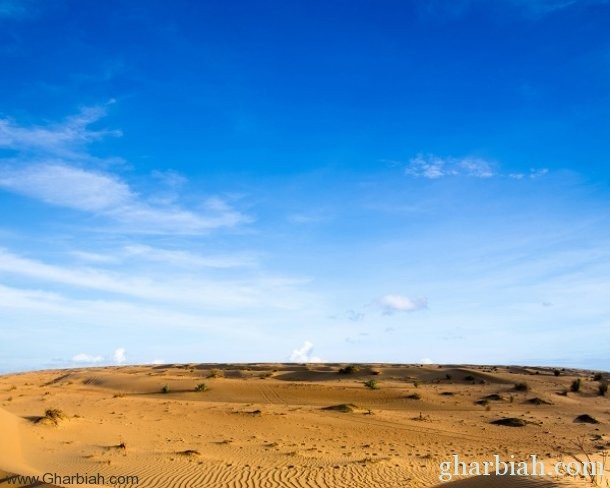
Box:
45;408;64;420
338;365;360;375
553;369;561;377
514;382;529;392
413;380;420;388
207;369;224;378
593;372;603;381
570;378;581;393
405;393;421;400
445;374;452;380
598;381;608;396
464;374;475;381
195;383;208;392
364;379;379;390
39;408;65;425
161;385;169;394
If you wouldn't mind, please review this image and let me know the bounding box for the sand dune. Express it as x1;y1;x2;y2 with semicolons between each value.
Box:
0;364;606;487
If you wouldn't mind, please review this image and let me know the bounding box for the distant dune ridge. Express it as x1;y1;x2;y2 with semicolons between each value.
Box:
0;364;606;487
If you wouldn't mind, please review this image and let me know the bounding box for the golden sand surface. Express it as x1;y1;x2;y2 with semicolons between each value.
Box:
0;364;607;487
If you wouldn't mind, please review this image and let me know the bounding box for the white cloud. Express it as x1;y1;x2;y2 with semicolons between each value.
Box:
420;357;434;365
0;105;119;159
0;248;311;310
406;153;549;181
289;341;323;363
0;163;132;211
71;250;120;264
0;108;248;234
122;244;256;268
405;154;495;179
378;294;427;315
72;353;103;363
113;348;126;364
0;163;247;233
150;359;165;365
508;168;549;179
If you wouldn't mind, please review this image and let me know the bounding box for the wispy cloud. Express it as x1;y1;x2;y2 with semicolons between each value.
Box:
122;244;257;269
0;107;249;234
405;154;495;179
0;163;131;211
0;105;120;159
405;153;548;181
0;248;309;310
72;353;103;363
378;294;428;315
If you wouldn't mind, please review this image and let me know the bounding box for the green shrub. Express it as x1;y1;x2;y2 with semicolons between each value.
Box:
161;385;169;394
553;369;561;377
598;381;608;396
364;379;379;390
195;383;208;392
593;372;603;381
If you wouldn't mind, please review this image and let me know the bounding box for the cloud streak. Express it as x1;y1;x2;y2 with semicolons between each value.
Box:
405;154;495;179
378;294;428;315
405;154;549;181
0;107;249;234
0;248;310;311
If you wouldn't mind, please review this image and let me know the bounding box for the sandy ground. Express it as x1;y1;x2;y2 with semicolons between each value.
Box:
0;364;607;488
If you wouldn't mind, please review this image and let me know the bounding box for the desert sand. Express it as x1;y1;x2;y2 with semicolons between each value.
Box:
0;364;607;487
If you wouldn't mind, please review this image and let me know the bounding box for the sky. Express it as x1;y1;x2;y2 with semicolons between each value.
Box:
0;0;609;373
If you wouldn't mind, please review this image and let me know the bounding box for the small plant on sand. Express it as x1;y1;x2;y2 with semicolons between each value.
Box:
338;365;360;375
207;369;224;378
195;383;208;392
38;408;65;425
514;382;529;392
161;385;169;394
553;369;561;377
464;374;475;382
445;373;452;380
593;372;603;381
570;378;581;393
598;381;608;396
364;379;379;390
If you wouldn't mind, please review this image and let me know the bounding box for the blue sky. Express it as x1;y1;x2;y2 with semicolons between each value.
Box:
1;0;609;372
